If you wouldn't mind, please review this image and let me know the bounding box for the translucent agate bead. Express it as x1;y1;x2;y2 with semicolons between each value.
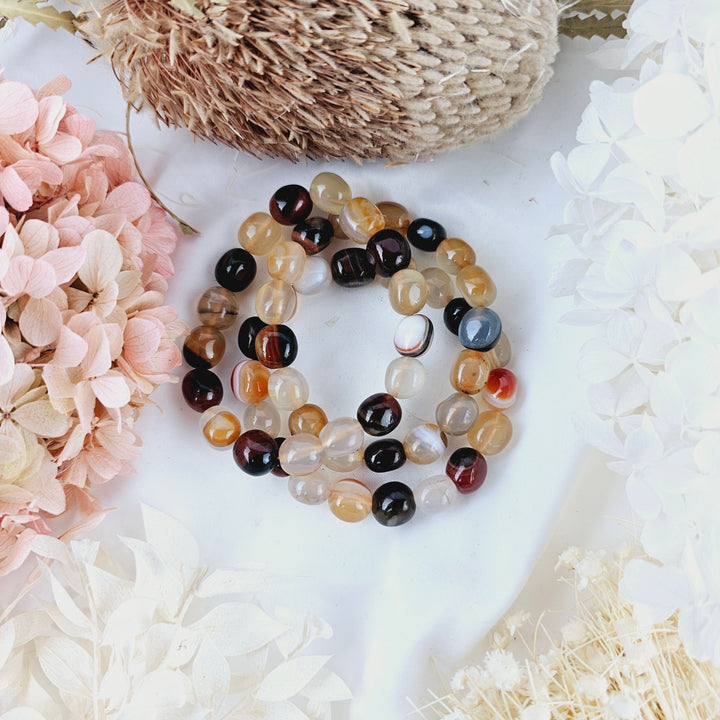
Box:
376;201;411;233
328;214;348;240
331;248;375;287
255;324;298;369
319;417;365;457
183;325;226;369
487;332;512;369
372;482;415;527
324;450;364;472
288;471;332;505
215;248;257;292
238;212;283;255
309;172;352;214
364;438;406;473
458;307;502;352
255;279;297;324
403;424;447;464
443;297;472;335
468;410;513;455
456;265;497;307
394;314;433;357
416;475;459;514
450;349;492;395
267;240;306;284
237;316;267;360
446;447;487;493
199;406;241;449
279;432;325;476
294;256;332;295
230;360;270;404
233;429;278;476
407;218;446;252
435;392;479;436
385;356;425;399
292;217;334;255
289;403;328;436
366;228;411;278
182;369;223;412
436;237;476;275
269;184;313;226
242;399;281;436
388;268;427;315
267;367;309;410
338;197;384;243
357;393;402;436
481;368;518;409
421;267;454;309
328;479;372;523
197;286;239;329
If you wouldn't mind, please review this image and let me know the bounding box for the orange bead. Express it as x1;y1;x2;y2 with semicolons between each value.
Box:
456;265;497;307
468;410;512;455
200;406;241;449
328;479;372;523
450;349;492;395
230;360;270;403
288;403;328;436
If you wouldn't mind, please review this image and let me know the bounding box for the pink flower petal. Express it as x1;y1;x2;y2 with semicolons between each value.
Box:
18;296;62;346
19;219;59;257
3;256;56;298
0;80;39;135
74;380;96;432
56;424;87;463
43;246;85;285
51;325;88;368
60;110;95;146
37;75;72;100
0;522;36;576
0;167;33;212
36;95;67;144
91;371;131;409
82;324;111;378
0;207;8;237
124;317;162;359
13;158;63;187
103;182;152;222
0;335;14;385
39;132;82;163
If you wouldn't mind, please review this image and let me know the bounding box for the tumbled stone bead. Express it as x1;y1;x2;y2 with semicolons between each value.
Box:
357;393;402;436
269;184;313;226
388;268;427;315
272;437;289;477
394;314;433;357
468;410;513;455
233;429;278;476
331;248;376;287
183;325;226;369
279;432;325;476
230;360;270;404
238;212;283;255
319;417;365;457
407;217;446;252
450;349;492;395
366;228;411;278
267;367;309;410
446;446;488;493
328;479;372;523
372;481;415;527
255;278;297;324
182;369;223;412
328;213;348;240
364;438;406;473
289;403;328;436
294;256;332;295
443;297;472;335
458;307;502;352
338;197;384;243
197;286;240;330
292;217;334;255
324;450;364;472
237;316;267;360
435;392;480;436
200;406;241;449
403;423;447;464
456;265;497;307
422;267;454;309
215;248;257;292
376;201;411;233
416;475;459;514
267;240;306;284
436;237;476;275
242;399;281;437
255;324;298;369
481;368;518;409
309;172;352;214
385;356;426;399
288;471;332;505
487;332;512;369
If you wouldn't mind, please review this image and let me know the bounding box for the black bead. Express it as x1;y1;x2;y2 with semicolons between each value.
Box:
331;248;376;287
181;369;223;412
269;184;313;226
407;218;447;252
292;217;334;255
364;438;406;473
271;437;289;477
214;248;257;292
233;430;278;476
372;481;416;527
366;228;412;278
443;297;472;335
237;316;267;360
357;393;402;436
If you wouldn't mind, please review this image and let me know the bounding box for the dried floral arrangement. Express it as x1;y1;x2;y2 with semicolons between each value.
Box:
0;74;185;576
0;505;350;719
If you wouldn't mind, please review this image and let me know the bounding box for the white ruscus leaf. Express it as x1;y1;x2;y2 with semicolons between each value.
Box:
256;655;332;702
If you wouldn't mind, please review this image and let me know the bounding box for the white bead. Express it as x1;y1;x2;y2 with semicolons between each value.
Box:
294;256;331;295
279;433;325;476
393;314;433;357
319;417;365;456
385;356;425;399
416;475;460;514
403;424;446;464
241;399;281;436
268;367;309;410
288;471;332;505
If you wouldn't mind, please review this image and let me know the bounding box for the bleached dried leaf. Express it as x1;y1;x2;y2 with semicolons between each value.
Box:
195;568;278;597
300;669;352;702
141;504;199;582
85;565;133;624
0;708;47;720
102;597;157;648
36;636;93;697
0;622;15;674
256;656;331;702
192;639;229;710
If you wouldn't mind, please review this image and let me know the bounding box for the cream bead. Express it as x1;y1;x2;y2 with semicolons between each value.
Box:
255;278;297;324
279;432;325;476
267;367;309;410
267;240;306;284
323;450;365;472
338;197;384;243
487;332;512;369
288;472;332;505
436;237;476;275
456;265;497;307
309;172;352;214
435;392;479;436
294;256;332;295
388;268;427;315
421;267;454;309
416;475;460;514
319;417;365;457
242;399;281;436
385;356;426;399
468;410;513;455
403;424;447;464
328;479;372;523
238;212;283;255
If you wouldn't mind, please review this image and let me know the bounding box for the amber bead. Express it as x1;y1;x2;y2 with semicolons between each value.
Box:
292;217;334;255
385;356;425;398
422;267;454;309
481;368;518;409
445;447;487;494
376;201;411;233
238;212;283;255
403;423;447;464
267;367;309;410
230;360;270;404
458;307;502;352
468;411;512;455
267;240;306;284
328;479;372;523
279;432;325;476
487;332;512;369
357;393;402;436
237;316;267;360
215;248;257;292
232;429;278;476
197;286;239;330
366;228;411;278
294;256;332;295
456;265;497;307
182;369;223;412
338;197;384;243
394;314;433;357
407;218;446;252
183;325;226;369
200;406;241;449
372;482;415;526
255;278;297;324
388;269;427;315
255;324;298;369
364;438;406;473
269;184;313;226
309;172;351;214
288;403;328;436
435;392;479;436
242;399;281;436
331;248;376;287
443;297;472;335
450;349;492;395
436;238;476;275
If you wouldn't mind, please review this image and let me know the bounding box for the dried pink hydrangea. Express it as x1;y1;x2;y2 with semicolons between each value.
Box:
0;73;186;575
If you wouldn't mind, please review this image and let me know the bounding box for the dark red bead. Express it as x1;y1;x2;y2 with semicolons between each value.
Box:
366;228;412;278
254;324;298;369
331;248;376;287
407;218;446;252
271;437;289;477
372;481;415;526
357;393;402;436
269;185;313;226
445;447;487;493
364;438;406;473
214;248;257;292
182;369;223;412
292;217;334;255
237;316;267;360
443;297;472;335
233;430;278;476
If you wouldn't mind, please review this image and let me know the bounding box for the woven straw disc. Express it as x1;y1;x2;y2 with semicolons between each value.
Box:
84;0;559;161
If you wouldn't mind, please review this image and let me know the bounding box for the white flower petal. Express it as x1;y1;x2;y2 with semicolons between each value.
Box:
678;118;720;198
78;230;123;292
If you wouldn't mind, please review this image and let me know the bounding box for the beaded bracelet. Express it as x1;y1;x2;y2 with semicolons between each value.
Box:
180;174;518;527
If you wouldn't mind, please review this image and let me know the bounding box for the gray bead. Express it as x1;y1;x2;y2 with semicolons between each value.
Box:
458;307;502;351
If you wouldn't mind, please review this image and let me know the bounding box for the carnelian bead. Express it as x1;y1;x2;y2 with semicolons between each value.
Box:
183;325;225;369
182;369;222;412
339;197;384;243
481;368;518;409
328;479;372;523
267;367;309;410
436;237;475;275
288;403;328;436
468;411;513;455
456;265;497;307
450;349;492;395
200;406;241;449
233;429;278;475
445;447;487;493
230;360;270;404
255;324;298;369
